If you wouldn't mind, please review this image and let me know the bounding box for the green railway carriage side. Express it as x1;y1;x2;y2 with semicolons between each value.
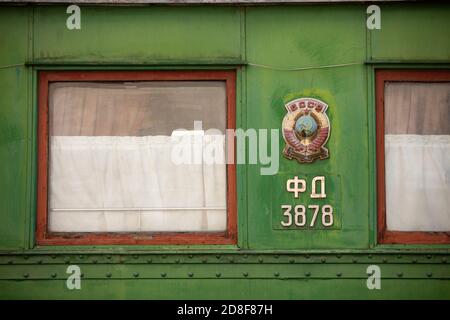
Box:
0;2;449;299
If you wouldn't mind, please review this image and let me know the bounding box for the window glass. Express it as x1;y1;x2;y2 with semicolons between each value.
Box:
48;81;227;233
384;82;450;232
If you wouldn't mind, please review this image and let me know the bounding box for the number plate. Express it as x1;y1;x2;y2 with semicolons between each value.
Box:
272;174;342;230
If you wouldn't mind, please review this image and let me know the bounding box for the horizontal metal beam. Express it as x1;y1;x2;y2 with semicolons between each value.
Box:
0;0;420;5
0;263;448;280
52;207;226;212
365;60;450;65
25;60;247;66
1;253;448;265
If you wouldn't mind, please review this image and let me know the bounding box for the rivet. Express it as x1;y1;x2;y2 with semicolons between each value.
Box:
8;260;13;265
368;254;372;259
336;255;341;259
133;272;139;278
244;255;248;259
80;273;84;278
189;255;193;259
161;272;166;278
24;255;29;260
274;272;279;277
243;272;248;277
23;273;29;278
289;259;295;264
107;255;111;260
162;255;167;259
305;272;311;277
321;258;326;263
397;255;402;259
382;259;388;263
147;259;152;263
442;258;447;264
65;259;70;264
352;259;358;263
188;272;194;278
37;260;42;264
229;258;234;264
51;273;57;278
175;259;180;264
412;259;418;263
258;258;263;263
216;255;221;259
336;272;342;277
133;255;139;259
305;255;310;259
216;272;221;278
397;272;403;278
79;255;84;259
92;259;97;264
106;272;112;278
51;255;56;259
202;258;207;263
427;272;433;278
274;255;279;259
427;255;432;259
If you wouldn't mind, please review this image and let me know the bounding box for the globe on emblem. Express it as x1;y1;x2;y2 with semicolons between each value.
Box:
295;114;318;138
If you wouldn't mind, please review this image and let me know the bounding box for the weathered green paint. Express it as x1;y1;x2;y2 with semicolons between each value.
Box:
1;252;448;264
33;6;242;62
246;5;369;249
1;263;450;280
370;4;450;61
1;279;449;300
0;3;449;299
0;7;30;250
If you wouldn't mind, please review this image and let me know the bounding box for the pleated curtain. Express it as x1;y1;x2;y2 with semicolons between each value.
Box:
384;82;450;232
48;81;227;233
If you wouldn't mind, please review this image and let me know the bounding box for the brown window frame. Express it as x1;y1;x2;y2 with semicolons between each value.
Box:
36;70;237;246
376;69;450;244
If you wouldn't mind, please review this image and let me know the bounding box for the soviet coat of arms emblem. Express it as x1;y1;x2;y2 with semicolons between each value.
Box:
282;97;331;163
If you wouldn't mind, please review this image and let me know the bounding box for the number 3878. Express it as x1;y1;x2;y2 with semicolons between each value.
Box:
280;204;334;228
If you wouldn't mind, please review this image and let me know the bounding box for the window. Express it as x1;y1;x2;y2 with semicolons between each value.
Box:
376;69;450;244
37;70;237;245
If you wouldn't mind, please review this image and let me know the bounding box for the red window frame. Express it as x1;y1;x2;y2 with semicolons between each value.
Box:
36;70;237;246
376;69;450;244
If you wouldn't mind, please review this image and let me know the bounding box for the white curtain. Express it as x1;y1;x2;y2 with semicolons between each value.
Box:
385;134;450;231
48;134;227;233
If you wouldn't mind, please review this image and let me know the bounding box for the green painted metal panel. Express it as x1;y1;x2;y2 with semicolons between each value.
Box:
0;68;29;249
246;5;369;249
246;5;366;68
0;8;31;250
33;6;242;62
0;7;29;66
2;262;450;280
1;253;449;265
0;67;29;249
370;4;450;61
1;279;449;299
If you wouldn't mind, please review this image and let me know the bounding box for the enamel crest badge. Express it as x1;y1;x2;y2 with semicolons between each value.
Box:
282;97;331;163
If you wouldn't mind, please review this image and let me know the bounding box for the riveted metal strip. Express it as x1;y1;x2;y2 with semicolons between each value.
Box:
0;263;449;280
0;253;448;265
